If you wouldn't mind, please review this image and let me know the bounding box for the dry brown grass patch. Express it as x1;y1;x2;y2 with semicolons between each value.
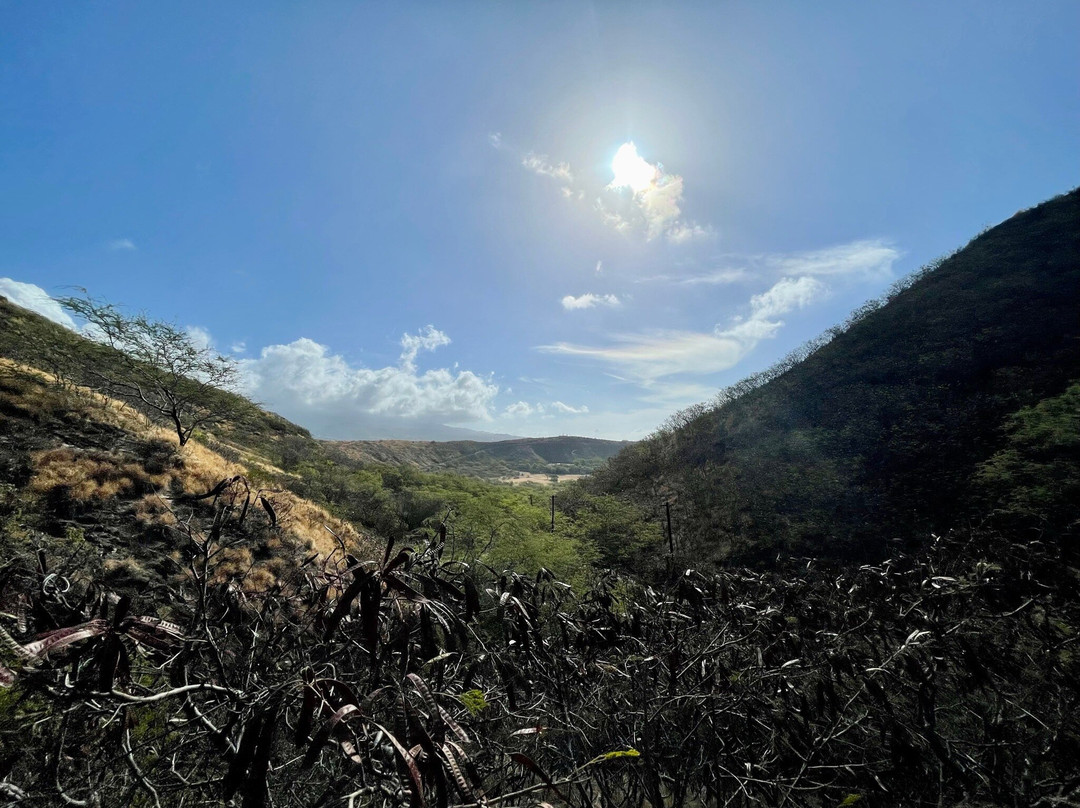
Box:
30;448;167;501
264;489;379;559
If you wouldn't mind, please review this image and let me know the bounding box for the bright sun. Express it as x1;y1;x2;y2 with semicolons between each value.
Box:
610;142;657;193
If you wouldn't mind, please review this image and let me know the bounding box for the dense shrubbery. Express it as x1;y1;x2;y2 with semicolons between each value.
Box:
283;457;662;587
2;501;1078;806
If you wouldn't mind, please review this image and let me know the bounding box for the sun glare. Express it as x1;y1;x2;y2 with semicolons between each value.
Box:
610;142;657;193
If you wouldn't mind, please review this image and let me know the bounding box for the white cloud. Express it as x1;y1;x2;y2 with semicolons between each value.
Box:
504;400;539;417
540;331;747;381
640;240;898;287
185;325;214;352
230;341;247;355
501;399;587;419
488;132;503;149
769;239;899;279
539;275;829;382
637;174;685;240
561;292;621;311
108;238;137;251
239;333;499;438
0;278;76;329
747;276;825;321
595;260;603;274
667;222;715;244
521;152;573;183
399;325;451;370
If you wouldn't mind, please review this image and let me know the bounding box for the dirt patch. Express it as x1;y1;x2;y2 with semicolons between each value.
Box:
500;472;585;486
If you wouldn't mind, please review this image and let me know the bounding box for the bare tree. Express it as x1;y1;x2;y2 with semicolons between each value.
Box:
59;292;245;445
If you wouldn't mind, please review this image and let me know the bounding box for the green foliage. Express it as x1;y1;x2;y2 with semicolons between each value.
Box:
459;689;489;715
976;380;1080;529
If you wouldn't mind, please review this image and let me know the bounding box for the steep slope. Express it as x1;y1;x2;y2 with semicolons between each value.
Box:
590;188;1080;561
0;359;377;603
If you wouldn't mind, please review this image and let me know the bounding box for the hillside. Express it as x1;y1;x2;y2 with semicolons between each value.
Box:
328;435;630;480
590;188;1080;561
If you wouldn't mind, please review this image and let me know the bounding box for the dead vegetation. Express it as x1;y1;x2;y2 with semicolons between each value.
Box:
1;518;1077;807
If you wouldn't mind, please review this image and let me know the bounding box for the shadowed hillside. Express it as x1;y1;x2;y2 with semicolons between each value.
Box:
589;188;1080;562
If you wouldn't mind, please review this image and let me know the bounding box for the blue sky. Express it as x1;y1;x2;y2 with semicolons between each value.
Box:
2;2;1078;440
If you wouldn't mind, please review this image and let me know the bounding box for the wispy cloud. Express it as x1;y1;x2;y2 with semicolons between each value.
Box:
541;330;745;380
551;400;588;414
0;278;77;329
522;152;573;183
540;274;828;382
641;240;899;287
488;132;503;149
639;268;749;286
768;239;900;279
107;238;137;251
561;292;621;311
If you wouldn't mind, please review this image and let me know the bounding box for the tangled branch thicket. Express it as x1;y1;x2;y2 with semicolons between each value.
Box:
1;478;1078;807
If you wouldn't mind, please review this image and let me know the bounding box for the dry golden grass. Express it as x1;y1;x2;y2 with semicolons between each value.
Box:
0;358;159;436
9;357;379;597
263;489;379;559
133;493;177;527
30;448;164;500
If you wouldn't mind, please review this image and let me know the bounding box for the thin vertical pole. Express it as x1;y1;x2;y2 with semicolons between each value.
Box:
665;501;674;555
550;495;556;532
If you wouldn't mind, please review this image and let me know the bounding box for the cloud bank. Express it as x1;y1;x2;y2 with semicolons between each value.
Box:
0;278;76;329
239;328;499;438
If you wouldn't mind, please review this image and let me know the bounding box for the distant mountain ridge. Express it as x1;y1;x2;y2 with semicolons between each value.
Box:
327;435;631;479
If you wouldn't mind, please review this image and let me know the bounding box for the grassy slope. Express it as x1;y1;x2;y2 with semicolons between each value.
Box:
0;359;375;603
591;188;1080;561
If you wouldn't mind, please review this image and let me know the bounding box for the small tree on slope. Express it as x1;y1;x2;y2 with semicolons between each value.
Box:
60;293;244;446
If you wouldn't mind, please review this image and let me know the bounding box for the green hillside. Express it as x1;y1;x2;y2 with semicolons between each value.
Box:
590;188;1080;562
328;435;630;479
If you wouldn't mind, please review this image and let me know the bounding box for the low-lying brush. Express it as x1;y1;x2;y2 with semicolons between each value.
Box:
0;519;1075;807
